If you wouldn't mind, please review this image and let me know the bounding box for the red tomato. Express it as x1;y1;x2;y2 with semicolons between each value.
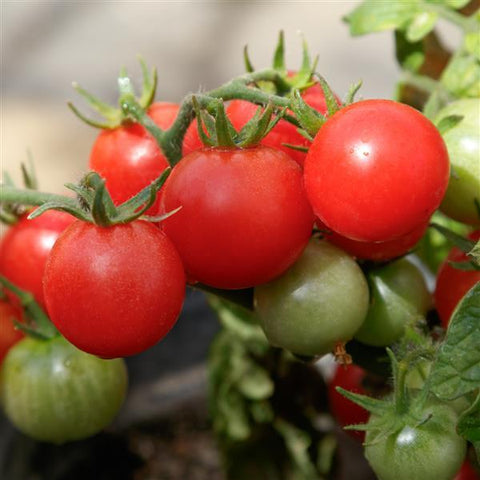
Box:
0;210;74;308
160;146;314;289
0;300;24;362
435;231;480;327
226;83;334;167
89;102;179;215
43;220;186;358
328;364;369;441
305;100;450;242
321;220;429;262
455;461;480;480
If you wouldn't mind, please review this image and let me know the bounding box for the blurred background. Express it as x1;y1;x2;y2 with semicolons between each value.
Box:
0;2;430;479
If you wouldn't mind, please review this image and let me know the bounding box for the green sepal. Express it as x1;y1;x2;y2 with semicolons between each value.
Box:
137;56;158;108
316;75;340;116
343;80;363;105
85;174;117;227
335;386;388;415
20;154;38;190
448;260;480;271
469;240;480;267
272;30;286;72
290;89;326;137
28;201;91;223
243;45;255;73
430;223;477;254
0;276;58;340
436;114;464;135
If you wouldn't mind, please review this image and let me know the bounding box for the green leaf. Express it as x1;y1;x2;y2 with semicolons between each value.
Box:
442;52;480;98
465;32;480;61
429;283;480;400
395;31;425;72
430;223;477;254
436;114;463;135
443;0;471;8
457;393;480;443
406;11;438;42
345;0;419;36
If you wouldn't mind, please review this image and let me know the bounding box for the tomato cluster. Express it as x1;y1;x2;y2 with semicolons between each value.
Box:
0;36;478;480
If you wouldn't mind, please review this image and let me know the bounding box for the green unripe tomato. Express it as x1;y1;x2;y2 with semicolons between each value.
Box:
365;397;466;480
254;238;369;356
354;258;431;346
0;335;128;444
435;99;480;226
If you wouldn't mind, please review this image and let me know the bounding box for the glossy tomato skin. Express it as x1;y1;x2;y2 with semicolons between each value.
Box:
0;210;74;308
226;83;333;167
254;238;369;356
365;397;466;480
434;231;480;327
323;220;429;262
0;335;127;444
354;258;431;347
160;146;314;289
328;364;369;441
435;99;480;226
43;220;186;358
90;102;179;215
0;301;24;362
305;99;450;242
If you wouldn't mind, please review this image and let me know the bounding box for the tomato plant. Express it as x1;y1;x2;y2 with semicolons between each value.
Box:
0;299;24;363
90;101;178;215
0;209;74;309
254;237;369;356
434;231;480;328
43;219;186;358
354;258;431;347
435;99;480;226
160;145;314;289
0;335;127;444
304;99;450;242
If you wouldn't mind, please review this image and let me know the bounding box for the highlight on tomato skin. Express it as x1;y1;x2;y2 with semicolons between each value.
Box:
43;219;186;359
160;145;314;290
434;230;480;328
0;209;75;309
304;99;450;243
89;101;179;216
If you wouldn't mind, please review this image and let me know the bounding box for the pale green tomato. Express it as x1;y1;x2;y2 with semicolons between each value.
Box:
0;335;128;444
254;238;369;356
436;99;480;226
354;258;431;346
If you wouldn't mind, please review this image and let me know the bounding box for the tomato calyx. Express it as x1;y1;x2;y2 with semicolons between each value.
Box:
0;276;57;340
68;57;157;130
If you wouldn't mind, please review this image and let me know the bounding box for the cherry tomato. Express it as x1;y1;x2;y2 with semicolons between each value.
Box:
226;83;334;167
160;146;314;289
434;231;480;327
322;220;429;262
254;238;369;356
43;220;186;358
354;258;431;347
0;300;24;363
455;461;480;480
0;210;74;308
435;99;480;226
328;364;370;441
365;395;466;480
305;99;450;242
89;102;179;215
1;335;127;444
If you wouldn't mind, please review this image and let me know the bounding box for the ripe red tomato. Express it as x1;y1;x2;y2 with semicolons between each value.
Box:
160;146;314;289
0;210;74;308
305;99;450;242
43;220;186;358
89;102;179;215
319;219;429;262
0;300;24;362
328;364;369;441
434;231;480;327
226;83;334;167
455;461;480;480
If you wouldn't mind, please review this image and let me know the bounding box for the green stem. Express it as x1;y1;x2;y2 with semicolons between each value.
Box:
401;71;440;94
0;186;78;209
425;3;476;32
395;360;409;415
